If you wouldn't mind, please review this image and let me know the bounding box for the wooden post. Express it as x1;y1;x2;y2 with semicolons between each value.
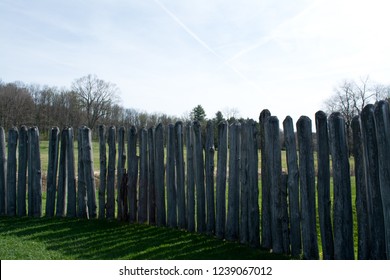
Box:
175;121;186;229
259;109;272;249
315;111;334;259
0;127;6;215
226;121;241;241
106;126;116;219
117;126;126;220
248;120;260;248
56;129;67;217
128;126;138;223
166;124;176;228
328;112;354;259
283;116;301;257
46;127;59;217
6;127;18;216
361;105;386;259
186;122;195;232
374;101;390;259
216;121;228;239
205;120;215;234
66;128;77;218
148;127;156;225
28;127;42;217
351;116;370;259
297;116;318;259
155;123;166;226
265;116;284;254
193;121;206;233
17;126;28;217
138;128;148;223
240;121;249;244
77;127;88;218
98;125;107;219
82;126;97;218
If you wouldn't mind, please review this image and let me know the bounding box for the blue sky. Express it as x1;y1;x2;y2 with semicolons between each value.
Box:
1;0;390;123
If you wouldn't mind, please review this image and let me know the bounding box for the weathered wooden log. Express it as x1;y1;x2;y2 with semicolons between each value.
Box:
280;173;290;254
193;121;206;233
259;109;272;248
166;124;176;228
175;122;186;229
351;116;370;260
6;127;18;216
117;126;126;221
77;127;88;218
128;126;138;223
0;127;6;215
240;121;249;244
148;127;156;225
226;121;241;241
138;128;148;224
17;126;28;217
28;127;42;217
315;111;334;260
155;123;166;226
81;126;97;218
66;127;77;218
328;112;354;260
186;122;195;232
265;116;284;254
215;121;228;239
205;120;215;234
374;101;390;259
56;129;67;217
46;127;59;217
361;105;386;259
247;120;260;248
98;125;107;219
297;116;318;259
283;116;301;257
106;126;116;219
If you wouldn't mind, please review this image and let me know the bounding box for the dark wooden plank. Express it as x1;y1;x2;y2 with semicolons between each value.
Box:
56;129;67;217
66;127;77;218
166;124;176;227
175;121;186;229
155;123;166;226
138;128;148;223
148;127;156;225
17;126;28;217
128;126;138;223
0;127;6;215
98;125;107;219
186;122;195;232
28;127;42;217
205;120;215;234
106;126;116;219
6;127;18;216
117;126;126;221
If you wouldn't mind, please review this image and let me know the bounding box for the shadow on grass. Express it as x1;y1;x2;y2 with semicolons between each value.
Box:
0;217;290;260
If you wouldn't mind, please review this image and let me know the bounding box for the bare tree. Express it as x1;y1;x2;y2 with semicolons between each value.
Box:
71;74;120;129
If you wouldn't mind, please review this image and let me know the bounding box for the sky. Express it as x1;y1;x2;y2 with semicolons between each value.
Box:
1;0;390;124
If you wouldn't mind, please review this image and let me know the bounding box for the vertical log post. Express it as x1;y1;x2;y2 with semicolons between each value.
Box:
186;123;195;232
240;121;249;244
297;116;318;259
315;111;334;259
98;125;107;219
6;127;18;216
46;127;59;217
283;116;301;257
106;126;116;219
166;124;176;227
148;127;156;225
205;120;215;234
77;127;88;218
117;126;126;220
138;128;148;223
175;122;186;229
128;126;138;223
82;126;97;219
374;101;390;259
17;126;28;217
56;129;67;217
193;121;206;233
155;123;166;226
28;127;42;217
216;121;228;239
351;116;370;260
66;127;77;218
328;112;354;260
259;109;271;249
0;127;6;215
226;121;241;241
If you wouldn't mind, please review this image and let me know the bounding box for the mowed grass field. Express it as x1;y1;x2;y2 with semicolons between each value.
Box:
1;140;358;259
